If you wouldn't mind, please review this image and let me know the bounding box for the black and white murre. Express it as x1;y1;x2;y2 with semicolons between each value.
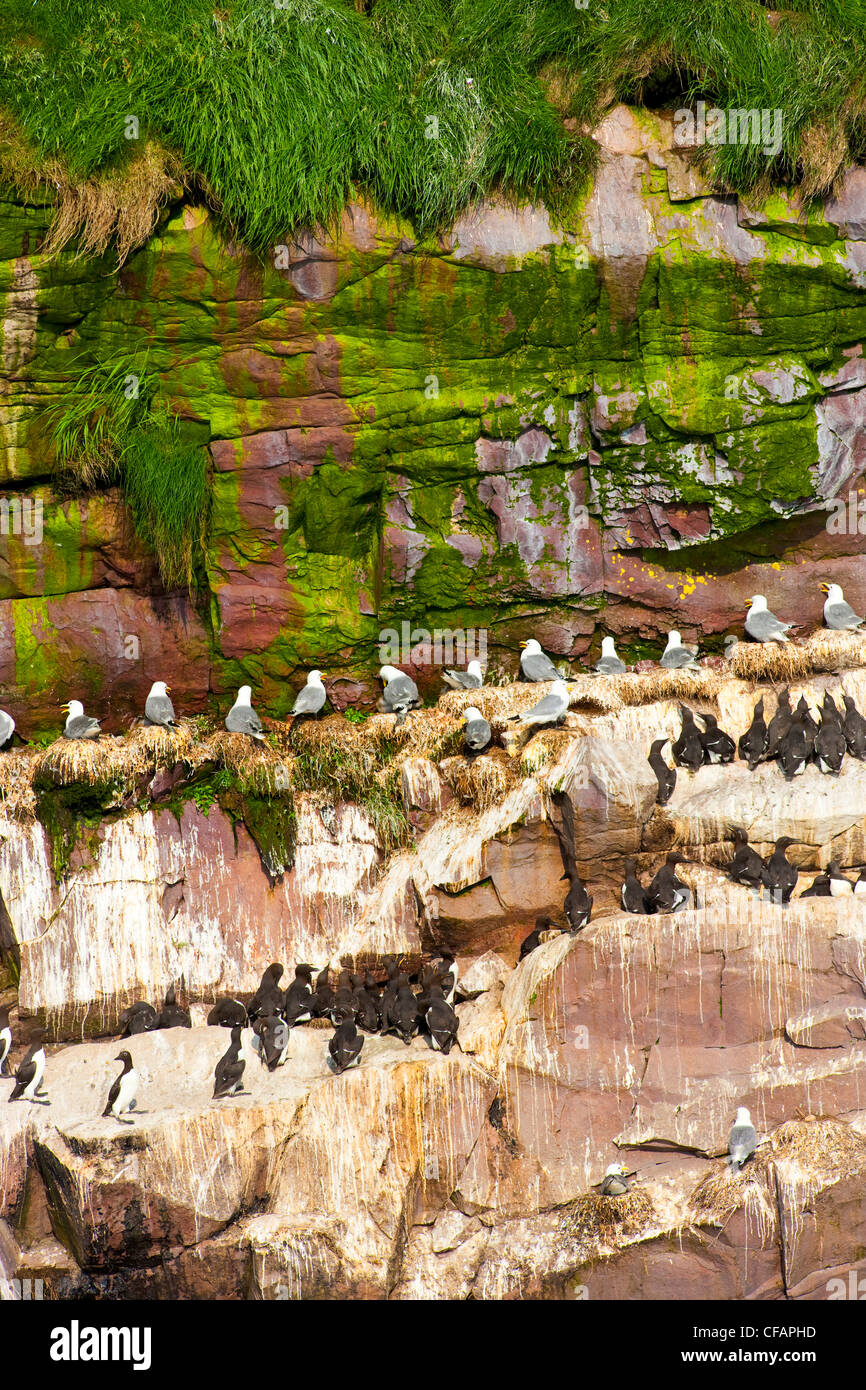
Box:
671;705;704;772
329;1019;364;1074
213;1026;246;1099
9;1031;47;1104
646;853;691;913
648;738;676;804
738;696;768;770
103;1050;138;1123
764;837;798;904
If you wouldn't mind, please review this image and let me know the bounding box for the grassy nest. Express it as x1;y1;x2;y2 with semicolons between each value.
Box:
729;631;866;682
440;751;518;811
688;1115;866;1226
559;1189;656;1249
0;749;38;820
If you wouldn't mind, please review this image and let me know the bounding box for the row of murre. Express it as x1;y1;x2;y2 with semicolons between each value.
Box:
649;688;866;803
0;952;461;1121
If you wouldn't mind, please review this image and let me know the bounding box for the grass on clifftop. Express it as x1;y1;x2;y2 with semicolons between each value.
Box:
50;354;209;592
1;0;864;257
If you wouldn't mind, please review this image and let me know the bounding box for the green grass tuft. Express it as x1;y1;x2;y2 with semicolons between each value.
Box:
49;353;208;593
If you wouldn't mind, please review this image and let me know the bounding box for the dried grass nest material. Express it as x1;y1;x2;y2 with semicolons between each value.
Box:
440;751;518;811
559;1188;656;1249
729;629;866;682
688;1115;866;1223
437;667;724;723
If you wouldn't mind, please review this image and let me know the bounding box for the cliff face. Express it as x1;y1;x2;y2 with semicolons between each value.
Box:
3;106;866;729
3;655;866;1299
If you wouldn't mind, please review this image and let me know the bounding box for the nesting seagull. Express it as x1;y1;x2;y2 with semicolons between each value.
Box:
461;706;491;755
593;636;626;675
600;1162;631;1197
144;681;177;728
727;1106;757;1174
103;1050;138;1123
290;670;327;719
225;685;265;741
511;679;570;728
0;709;15;749
441;659;483;690
745;594;792;643
519;639;560;683
821;582;864;631
62;700;101;740
379;665;420;724
661;630;699;670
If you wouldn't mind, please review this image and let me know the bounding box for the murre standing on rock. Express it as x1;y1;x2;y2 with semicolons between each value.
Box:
828;860;854;896
777;706;814;780
207;998;248;1028
381;974;418;1045
519;638;560;682
351;974;380;1033
422;984;460;1055
672;705;704;772
117;1000;157;1037
331;970;358;1024
738;696;768;770
646;853;691;913
0;1007;11;1075
699;713;735;764
62;699;101;740
745;594;793;643
727;1106;758;1174
461;706;491;756
764;837;798;905
213;1026;246;1099
765;687;793;759
144;681;177;727
311;967;335;1020
103;1051;138;1123
600;1162;631;1196
727;828;768;891
255;1015;290;1071
156;984;191;1030
247;964;284;1022
820;582;864;631
441;659;483;690
551;791;592;930
839;695;866;761
225;685;265;741
328;1019;364;1074
622;858;651;914
0;708;14;749
593;636;626;675
283;964;315;1025
814;695;846;775
842;695;866;758
8;1031;47;1104
648;737;676;804
661;630;699;670
800;870;831;898
289;670;327;721
519;916;561;959
379;665;420;724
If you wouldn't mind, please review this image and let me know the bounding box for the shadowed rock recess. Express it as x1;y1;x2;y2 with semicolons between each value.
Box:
2;105;866;1301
